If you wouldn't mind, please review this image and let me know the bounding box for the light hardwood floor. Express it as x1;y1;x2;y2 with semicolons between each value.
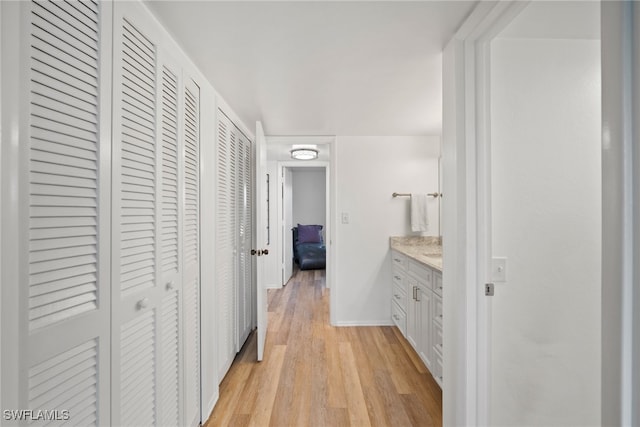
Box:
204;269;442;427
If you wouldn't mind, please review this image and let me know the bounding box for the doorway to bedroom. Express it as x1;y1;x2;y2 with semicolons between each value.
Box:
264;137;333;296
283;166;327;282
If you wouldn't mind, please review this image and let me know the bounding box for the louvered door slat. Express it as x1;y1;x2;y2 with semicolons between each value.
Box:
31;3;98;61
183;79;200;427
28;339;99;422
28;0;101;338
160;290;180;426
120;311;156;426
237;132;253;345
158;60;182;426
161;65;180;277
118;17;156;297
30;25;97;74
216;111;235;376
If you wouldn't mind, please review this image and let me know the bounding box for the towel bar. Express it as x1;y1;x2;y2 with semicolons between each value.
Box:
392;192;441;198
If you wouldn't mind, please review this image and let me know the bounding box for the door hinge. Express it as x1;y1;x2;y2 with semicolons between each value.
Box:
485;283;495;296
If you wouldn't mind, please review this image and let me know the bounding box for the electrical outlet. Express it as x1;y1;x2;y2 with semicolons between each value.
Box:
341;212;349;224
492;257;507;282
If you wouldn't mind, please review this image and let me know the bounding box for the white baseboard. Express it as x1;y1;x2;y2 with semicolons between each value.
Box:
266;283;282;289
333;319;394;327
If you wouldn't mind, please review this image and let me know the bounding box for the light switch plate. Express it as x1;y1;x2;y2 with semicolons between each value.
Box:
492;257;507;282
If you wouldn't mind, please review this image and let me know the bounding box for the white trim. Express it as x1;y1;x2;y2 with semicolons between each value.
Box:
442;1;529;425
600;1;637;425
199;78;219;422
334;320;394;327
265;135;338;325
277;160;330;286
0;0;21;414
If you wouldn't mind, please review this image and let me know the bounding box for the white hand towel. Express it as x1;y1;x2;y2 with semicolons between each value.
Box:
411;194;429;232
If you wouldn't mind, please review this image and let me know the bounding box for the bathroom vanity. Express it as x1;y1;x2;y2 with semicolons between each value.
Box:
390;237;443;388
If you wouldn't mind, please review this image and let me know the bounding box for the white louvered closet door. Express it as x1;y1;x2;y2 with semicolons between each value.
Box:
158;55;185;427
13;1;112;424
236;132;253;348
216;110;237;378
111;4;186;426
182;77;201;427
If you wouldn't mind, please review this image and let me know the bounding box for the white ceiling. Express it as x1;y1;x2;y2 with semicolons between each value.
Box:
144;1;479;137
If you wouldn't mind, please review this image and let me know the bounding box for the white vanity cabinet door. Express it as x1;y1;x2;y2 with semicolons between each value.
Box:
405;276;420;350
417;283;433;371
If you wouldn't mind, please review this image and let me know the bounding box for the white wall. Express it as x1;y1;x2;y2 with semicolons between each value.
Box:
292;168;326;231
334;136;440;325
490;37;601;426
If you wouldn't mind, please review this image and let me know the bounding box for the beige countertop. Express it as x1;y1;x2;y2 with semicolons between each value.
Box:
390;236;443;272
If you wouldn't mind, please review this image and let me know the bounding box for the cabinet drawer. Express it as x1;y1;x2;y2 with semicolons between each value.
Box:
392;280;407;312
433;345;443;388
433;271;443;296
391;251;408;271
392;268;404;288
433;293;443;322
408;260;433;289
433;318;443;350
392;300;406;337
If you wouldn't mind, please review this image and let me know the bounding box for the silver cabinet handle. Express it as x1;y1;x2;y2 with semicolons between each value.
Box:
137;297;149;310
416;289;420;302
394;275;401;280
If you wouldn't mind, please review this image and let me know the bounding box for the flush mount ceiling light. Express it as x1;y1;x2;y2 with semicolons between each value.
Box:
291;148;318;160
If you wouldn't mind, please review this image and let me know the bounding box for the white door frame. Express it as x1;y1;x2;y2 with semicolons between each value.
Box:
446;0;638;425
277;161;330;285
600;2;638;425
442;1;529;425
267;135;337;325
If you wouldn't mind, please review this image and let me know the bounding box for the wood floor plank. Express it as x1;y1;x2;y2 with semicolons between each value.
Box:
339;341;372;427
248;344;287;427
205;268;442;427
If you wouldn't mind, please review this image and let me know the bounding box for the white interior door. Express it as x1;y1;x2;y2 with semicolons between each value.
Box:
283;167;293;283
182;76;201;427
3;1;113;423
255;121;268;361
237;133;253;348
215;110;236;377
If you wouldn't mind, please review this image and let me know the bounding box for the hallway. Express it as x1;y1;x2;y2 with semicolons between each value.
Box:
205;269;442;426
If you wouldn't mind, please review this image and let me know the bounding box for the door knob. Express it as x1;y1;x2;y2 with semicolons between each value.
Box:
137;297;149;310
262;249;269;255
251;249;258;256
